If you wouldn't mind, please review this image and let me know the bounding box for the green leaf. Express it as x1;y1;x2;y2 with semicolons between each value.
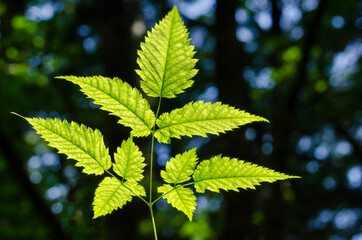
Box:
93;177;146;218
136;6;198;98
57;76;155;137
113;137;146;182
193;155;300;193
161;148;198;184
158;184;196;221
155;101;268;143
26;117;111;175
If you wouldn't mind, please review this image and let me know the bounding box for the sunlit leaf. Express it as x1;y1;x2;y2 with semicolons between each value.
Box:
93;177;146;218
158;184;196;221
155;101;268;143
136;6;198;98
193;155;300;193
25;117;111;175
57;75;155;137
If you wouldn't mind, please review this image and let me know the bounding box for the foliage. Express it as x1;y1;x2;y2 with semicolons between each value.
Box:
192;155;295;193
21;117;112;175
155;101;268;144
135;5;198;98
14;6;299;239
57;75;155;137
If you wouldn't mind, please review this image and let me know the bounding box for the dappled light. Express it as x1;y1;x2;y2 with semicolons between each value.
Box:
1;0;360;239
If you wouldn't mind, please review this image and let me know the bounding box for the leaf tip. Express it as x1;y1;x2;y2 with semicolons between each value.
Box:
54;75;72;81
262;117;270;123
11;112;26;119
290;175;302;179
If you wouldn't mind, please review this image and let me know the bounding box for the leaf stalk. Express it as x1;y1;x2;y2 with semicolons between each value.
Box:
149;96;162;239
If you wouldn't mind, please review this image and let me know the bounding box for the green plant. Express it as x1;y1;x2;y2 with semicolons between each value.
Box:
14;6;299;239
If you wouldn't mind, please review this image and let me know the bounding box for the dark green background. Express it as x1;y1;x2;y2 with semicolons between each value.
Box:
1;0;361;239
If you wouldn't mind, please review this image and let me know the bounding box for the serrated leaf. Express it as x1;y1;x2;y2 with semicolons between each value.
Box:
193;155;300;193
161;148;198;184
57;76;155;137
136;6;198;98
113;137;146;182
158;184;196;221
93;177;146;218
155;101;268;143
26;117;111;175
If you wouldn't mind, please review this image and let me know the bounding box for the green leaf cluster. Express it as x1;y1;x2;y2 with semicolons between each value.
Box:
21;115;147;218
157;149;298;220
15;5;299;236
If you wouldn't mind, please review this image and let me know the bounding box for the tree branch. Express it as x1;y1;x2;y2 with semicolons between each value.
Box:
271;0;282;34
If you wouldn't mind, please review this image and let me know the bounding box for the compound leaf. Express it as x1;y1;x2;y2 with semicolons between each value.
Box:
113;137;146;182
136;6;198;98
93;177;146;218
25;117;111;175
160;148;198;184
57;76;155;137
193;155;300;193
158;184;196;221
155;101;268;143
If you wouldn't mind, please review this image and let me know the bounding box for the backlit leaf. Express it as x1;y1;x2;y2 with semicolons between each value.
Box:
136;6;198;98
26;117;111;175
158;184;196;221
93;177;146;218
155;101;268;143
193;155;300;193
160;148;198;184
113;137;146;182
57;75;155;137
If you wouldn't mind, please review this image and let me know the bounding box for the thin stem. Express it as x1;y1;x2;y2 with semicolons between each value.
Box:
149;97;162;240
149;205;158;240
149;97;162;203
149;135;156;203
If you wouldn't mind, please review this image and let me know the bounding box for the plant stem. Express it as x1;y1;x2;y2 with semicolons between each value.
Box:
149;204;158;240
149;97;162;239
149;134;156;203
149;97;162;202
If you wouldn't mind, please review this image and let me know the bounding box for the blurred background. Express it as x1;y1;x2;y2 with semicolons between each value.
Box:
0;0;361;239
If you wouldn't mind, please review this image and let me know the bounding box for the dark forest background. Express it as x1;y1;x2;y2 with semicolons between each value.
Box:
1;0;361;239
